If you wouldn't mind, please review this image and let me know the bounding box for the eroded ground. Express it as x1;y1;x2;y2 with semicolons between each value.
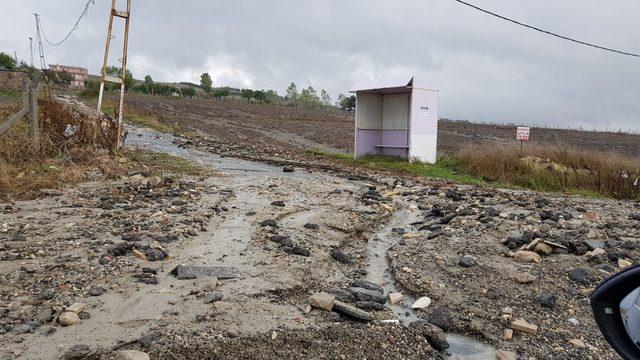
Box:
1;101;639;359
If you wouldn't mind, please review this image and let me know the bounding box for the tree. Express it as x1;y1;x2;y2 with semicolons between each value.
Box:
57;71;73;86
265;90;279;104
143;75;155;94
299;86;320;108
340;94;356;112
213;87;230;100
182;86;196;98
241;89;254;102
0;52;16;70
286;82;298;101
252;90;267;103
320;89;331;106
200;73;213;93
105;66;134;91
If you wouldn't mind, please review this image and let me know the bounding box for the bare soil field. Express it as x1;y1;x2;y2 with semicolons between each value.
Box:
123;94;640;159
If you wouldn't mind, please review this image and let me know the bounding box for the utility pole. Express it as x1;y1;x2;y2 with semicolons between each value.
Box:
29;37;34;67
33;14;51;99
97;0;132;151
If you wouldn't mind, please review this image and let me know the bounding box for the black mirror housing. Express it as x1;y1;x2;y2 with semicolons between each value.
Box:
591;264;640;360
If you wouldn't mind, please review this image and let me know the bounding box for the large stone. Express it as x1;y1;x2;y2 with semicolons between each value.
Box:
349;287;386;304
569;268;592;285
458;255;477;267
66;302;86;314
411;296;432;309
409;321;449;351
389;292;404;305
534;243;553;255
114;350;150;360
63;345;91;359
58;312;81;326
171;265;241;280
351;280;383;293
511;318;538;334
332;300;375;321
514;251;541;264
309;292;335;311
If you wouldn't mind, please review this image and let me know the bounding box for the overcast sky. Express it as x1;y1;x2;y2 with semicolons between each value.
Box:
1;0;639;130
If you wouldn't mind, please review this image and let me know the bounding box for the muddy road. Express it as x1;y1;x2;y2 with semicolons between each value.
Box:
1;124;639;359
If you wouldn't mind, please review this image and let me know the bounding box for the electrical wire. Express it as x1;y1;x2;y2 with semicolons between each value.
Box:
39;0;96;46
453;0;640;58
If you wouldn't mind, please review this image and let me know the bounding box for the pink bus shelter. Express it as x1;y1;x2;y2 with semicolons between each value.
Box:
351;76;438;163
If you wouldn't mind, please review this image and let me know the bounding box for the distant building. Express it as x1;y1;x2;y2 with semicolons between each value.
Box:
49;64;88;89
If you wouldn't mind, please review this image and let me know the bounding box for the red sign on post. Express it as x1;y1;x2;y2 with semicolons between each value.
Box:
517;127;530;141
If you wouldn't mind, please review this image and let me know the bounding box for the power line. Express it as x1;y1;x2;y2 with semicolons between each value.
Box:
452;0;640;58
39;0;96;47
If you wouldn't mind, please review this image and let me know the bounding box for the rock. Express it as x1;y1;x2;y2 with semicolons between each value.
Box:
58;312;81;326
350;287;386;304
259;219;278;227
309;292;335;311
514;250;541;264
114;350;150;360
409;321;449;351
63;345;91;359
282;166;294;173
389;292;404;305
426;307;453;331
66;302;87;314
330;249;352;264
619;258;633;268
303;223;319;230
458;255;477;267
355;301;387;311
503;328;513;340
569;268;593;285
513;272;536;284
584;239;606;250
537;292;557;308
332;300;375;321
534;243;553;255
351;280;383;293
88;287;106;296
171;265;241;280
511;318;538;334
504;230;534;249
569;339;586;348
291;245;310;257
12;324;34;334
496;350;517;360
35;307;54;323
411;296;432;309
203;292;224;304
271;200;285;207
139;332;160;348
586;248;606;257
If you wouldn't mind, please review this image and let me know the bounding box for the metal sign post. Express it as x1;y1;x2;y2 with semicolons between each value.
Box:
516;126;530;154
97;0;132;150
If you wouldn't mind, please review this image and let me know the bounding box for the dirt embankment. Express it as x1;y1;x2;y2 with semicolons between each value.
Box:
123;94;640;159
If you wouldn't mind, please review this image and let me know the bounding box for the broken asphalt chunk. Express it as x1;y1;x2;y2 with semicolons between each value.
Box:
170;265;241;280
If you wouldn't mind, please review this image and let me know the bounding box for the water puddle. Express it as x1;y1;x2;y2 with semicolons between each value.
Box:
125;125;301;177
366;204;497;359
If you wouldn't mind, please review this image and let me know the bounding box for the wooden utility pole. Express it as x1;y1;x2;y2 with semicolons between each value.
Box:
97;0;132;150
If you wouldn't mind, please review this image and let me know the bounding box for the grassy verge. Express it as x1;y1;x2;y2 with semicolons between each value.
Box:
0;149;209;201
308;149;485;185
309;146;640;200
100;101;175;133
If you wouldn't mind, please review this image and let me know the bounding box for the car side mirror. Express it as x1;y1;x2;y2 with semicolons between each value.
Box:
591;264;640;359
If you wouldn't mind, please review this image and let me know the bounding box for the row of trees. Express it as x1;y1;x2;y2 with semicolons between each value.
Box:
286;82;355;111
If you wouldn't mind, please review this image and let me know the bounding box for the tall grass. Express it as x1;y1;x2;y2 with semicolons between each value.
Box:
456;144;640;199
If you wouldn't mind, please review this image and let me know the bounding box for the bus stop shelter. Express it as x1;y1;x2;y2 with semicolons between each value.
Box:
350;76;438;163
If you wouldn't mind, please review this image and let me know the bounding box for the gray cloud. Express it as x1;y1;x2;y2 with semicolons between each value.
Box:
1;0;639;130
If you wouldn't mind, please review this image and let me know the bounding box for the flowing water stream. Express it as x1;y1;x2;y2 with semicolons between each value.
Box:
366;207;497;359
